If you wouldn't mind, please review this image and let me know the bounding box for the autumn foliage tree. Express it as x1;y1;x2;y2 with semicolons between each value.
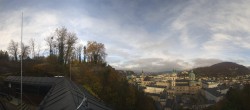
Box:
86;41;107;64
72;64;156;110
64;32;78;64
2;27;156;110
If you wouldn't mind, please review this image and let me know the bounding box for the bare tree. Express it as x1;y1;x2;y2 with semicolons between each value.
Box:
36;43;41;57
45;35;55;56
29;38;35;58
65;32;78;64
21;43;30;59
83;46;86;63
8;40;19;61
56;27;67;64
86;41;107;64
75;44;83;63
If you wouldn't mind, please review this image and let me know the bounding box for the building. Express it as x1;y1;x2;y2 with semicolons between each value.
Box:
201;88;223;102
202;80;219;88
144;85;165;94
168;71;201;95
3;76;111;110
201;85;229;102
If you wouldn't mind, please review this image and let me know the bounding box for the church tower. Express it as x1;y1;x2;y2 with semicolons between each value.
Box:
141;70;144;85
189;70;195;81
189;70;196;86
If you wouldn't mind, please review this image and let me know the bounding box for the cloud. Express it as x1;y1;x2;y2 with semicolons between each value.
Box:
1;0;250;72
192;58;223;68
112;57;190;72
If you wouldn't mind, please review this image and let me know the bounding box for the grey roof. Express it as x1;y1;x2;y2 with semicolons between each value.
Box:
147;85;166;88
217;84;229;90
5;76;57;86
146;93;161;97
5;76;111;110
203;88;222;97
175;83;189;86
175;79;189;82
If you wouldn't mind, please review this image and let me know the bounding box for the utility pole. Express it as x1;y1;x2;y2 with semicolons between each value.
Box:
20;12;23;107
70;57;71;80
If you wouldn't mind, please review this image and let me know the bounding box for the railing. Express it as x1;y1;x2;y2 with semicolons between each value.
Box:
76;96;88;109
76;92;88;110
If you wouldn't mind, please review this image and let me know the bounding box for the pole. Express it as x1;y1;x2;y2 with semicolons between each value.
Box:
20;12;23;107
70;58;71;80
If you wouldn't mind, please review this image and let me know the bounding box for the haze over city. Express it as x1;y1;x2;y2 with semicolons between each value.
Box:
1;0;250;72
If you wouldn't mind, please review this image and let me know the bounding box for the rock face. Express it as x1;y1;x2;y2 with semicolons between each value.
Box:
193;62;250;77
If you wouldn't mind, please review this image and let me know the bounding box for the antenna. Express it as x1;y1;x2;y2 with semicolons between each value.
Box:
20;12;23;107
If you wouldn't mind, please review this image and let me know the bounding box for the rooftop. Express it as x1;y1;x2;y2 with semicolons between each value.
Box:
175;79;189;82
203;88;222;97
175;83;189;86
5;76;111;110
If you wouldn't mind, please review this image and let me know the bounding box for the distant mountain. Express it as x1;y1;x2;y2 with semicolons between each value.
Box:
193;62;250;77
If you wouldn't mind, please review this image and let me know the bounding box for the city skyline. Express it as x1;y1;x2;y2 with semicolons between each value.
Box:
1;0;250;72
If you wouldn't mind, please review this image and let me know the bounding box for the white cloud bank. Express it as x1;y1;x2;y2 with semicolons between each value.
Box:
1;0;250;72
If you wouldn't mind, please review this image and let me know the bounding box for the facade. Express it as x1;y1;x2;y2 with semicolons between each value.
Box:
144;85;165;94
173;80;201;95
166;71;201;95
155;81;171;89
201;88;223;102
201;85;229;102
202;80;219;88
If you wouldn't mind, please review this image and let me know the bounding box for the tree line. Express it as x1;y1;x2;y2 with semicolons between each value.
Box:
0;27;156;110
6;27;107;65
206;84;250;110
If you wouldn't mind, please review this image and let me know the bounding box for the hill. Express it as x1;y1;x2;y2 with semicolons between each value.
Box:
0;58;156;110
193;62;250;77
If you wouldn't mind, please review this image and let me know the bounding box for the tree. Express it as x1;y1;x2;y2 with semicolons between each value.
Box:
83;46;86;62
29;38;35;58
21;43;30;60
76;44;83;63
86;41;107;64
36;43;41;57
45;35;56;56
56;27;67;64
4;51;9;61
65;32;78;64
8;40;19;61
0;50;9;61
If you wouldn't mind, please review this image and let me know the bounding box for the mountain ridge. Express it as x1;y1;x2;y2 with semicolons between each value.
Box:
193;62;250;77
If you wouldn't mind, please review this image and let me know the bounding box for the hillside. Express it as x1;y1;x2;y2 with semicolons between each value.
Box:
0;59;156;110
193;62;250;77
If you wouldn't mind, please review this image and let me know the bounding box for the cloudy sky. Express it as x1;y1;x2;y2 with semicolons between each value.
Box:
1;0;250;72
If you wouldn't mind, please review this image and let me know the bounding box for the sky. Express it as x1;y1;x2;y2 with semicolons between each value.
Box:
1;0;250;72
